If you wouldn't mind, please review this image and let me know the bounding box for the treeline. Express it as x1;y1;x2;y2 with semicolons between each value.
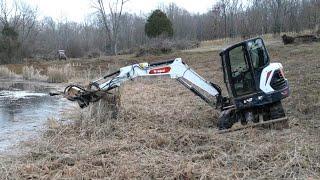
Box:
0;0;319;64
164;0;320;40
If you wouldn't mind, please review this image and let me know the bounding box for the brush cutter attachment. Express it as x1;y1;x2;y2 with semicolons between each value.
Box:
62;84;111;108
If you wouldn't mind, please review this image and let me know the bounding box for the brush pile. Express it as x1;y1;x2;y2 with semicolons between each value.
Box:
282;34;319;45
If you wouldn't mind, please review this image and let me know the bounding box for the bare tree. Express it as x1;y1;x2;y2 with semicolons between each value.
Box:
16;2;38;57
93;0;129;55
0;0;9;25
164;3;197;40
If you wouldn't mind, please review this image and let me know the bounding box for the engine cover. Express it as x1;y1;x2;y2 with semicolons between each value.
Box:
259;63;286;94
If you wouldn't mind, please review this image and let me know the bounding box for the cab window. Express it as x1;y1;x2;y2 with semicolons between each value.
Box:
247;39;269;69
229;45;248;76
228;45;255;96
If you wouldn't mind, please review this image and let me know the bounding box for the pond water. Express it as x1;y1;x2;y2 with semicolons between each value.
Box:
0;78;74;152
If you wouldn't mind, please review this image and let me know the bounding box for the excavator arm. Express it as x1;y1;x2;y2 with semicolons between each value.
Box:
62;58;223;108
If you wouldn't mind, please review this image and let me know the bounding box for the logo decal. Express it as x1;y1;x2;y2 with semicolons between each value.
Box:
149;67;171;74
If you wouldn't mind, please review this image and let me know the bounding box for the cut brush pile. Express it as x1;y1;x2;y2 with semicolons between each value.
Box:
1;40;320;179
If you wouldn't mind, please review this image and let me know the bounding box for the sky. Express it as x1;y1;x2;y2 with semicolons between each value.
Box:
19;0;218;22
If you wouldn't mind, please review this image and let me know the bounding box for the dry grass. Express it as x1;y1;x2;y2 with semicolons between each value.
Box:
188;31;316;53
47;64;75;83
0;66;18;78
22;66;47;81
1;40;320;179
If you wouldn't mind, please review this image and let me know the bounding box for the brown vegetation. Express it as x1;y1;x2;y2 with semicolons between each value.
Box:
22;66;47;81
136;39;200;57
47;64;75;83
0;66;18;78
1;40;320;179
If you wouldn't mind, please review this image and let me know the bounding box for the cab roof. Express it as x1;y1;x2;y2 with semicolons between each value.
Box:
219;37;264;56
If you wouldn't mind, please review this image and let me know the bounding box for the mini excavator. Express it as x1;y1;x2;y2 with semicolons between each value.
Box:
53;38;290;131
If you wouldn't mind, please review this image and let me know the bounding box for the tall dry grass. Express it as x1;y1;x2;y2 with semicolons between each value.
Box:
47;64;75;83
22;64;77;83
187;31;315;53
0;66;18;78
22;66;47;81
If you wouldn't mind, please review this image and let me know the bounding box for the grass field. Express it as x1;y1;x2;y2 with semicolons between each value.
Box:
0;38;319;179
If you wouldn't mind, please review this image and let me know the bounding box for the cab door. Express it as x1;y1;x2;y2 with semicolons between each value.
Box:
226;44;256;97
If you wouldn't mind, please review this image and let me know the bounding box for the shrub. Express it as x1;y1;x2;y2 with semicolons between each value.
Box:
136;44;173;57
0;25;21;64
87;50;101;59
135;39;199;57
174;39;200;50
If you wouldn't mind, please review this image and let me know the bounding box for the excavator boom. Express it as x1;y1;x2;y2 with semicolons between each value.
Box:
65;58;222;108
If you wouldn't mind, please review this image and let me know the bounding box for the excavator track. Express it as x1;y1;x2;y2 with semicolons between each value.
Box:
218;117;289;134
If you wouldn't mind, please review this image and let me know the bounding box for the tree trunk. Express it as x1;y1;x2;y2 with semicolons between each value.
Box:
113;33;118;55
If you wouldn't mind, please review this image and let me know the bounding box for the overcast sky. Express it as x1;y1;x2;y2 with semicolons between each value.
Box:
20;0;218;22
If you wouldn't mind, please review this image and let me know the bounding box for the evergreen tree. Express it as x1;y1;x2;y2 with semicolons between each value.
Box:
145;10;174;38
0;24;20;64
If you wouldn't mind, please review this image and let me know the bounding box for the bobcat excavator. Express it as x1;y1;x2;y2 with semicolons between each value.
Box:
52;38;290;131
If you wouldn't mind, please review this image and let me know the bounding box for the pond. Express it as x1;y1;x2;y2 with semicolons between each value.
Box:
0;78;74;152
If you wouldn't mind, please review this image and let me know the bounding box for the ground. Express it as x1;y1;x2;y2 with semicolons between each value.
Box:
0;38;319;179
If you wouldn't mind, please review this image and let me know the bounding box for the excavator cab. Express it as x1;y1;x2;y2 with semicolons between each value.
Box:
220;38;289;109
218;37;290;129
220;38;268;97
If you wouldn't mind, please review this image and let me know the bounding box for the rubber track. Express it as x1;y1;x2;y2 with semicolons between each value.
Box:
218;117;288;134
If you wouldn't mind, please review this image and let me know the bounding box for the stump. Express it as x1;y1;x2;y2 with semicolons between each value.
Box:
282;34;295;45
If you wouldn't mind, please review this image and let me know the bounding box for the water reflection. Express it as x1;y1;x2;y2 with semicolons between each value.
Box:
0;78;72;151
